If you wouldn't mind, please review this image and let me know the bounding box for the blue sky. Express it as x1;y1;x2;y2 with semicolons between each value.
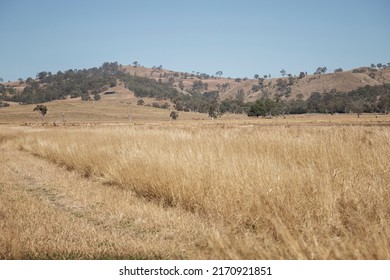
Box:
0;0;389;81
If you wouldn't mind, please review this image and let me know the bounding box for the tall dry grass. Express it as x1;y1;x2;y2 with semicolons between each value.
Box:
18;124;390;259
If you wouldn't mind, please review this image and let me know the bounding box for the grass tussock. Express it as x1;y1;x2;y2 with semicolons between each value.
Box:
16;124;390;259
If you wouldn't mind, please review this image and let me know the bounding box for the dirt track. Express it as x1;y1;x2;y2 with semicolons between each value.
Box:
0;137;213;259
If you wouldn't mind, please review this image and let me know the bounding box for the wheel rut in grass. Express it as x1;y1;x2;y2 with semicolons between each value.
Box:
0;142;214;259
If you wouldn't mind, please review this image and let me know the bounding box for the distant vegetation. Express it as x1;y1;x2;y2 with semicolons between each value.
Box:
1;62;390;118
1;62;122;104
248;85;390;116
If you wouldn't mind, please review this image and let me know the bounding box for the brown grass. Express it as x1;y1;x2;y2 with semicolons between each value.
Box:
1;121;388;259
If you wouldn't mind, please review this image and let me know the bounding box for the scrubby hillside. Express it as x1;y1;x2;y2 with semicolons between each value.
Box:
120;65;390;102
1;62;390;118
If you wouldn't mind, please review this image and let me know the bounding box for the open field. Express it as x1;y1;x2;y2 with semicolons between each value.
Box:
1;116;390;259
2;84;390;126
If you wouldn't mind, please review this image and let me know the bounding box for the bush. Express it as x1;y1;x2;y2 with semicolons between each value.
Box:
93;92;101;101
170;111;178;120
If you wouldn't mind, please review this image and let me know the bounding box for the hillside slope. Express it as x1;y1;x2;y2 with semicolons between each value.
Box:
120;65;390;101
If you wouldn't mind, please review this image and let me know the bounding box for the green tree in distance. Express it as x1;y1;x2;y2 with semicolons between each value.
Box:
93;92;101;101
170;110;179;120
33;105;48;123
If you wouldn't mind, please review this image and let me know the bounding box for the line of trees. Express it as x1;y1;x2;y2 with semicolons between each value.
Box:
246;85;390;117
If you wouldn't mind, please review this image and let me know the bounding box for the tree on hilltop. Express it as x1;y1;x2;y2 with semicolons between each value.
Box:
37;71;48;81
314;67;327;74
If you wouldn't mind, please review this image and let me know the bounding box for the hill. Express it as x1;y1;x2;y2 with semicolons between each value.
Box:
119;64;390;101
0;84;215;124
1;62;390;119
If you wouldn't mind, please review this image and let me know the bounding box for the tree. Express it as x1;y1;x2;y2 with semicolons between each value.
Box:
288;96;307;114
248;100;266;117
170;110;179;120
33;105;48;122
133;61;139;67
37;71;48;81
93;92;101;101
192;80;206;92
254;74;259;79
248;98;279;117
350;100;364;118
215;71;223;77
299;72;306;79
377;63;383;69
371;63;376;68
137;99;145;106
280;69;286;77
314;67;327;74
334;68;343;73
208;102;221;120
81;91;90;101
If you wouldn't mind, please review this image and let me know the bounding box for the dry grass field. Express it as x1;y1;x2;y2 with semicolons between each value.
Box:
1;114;390;259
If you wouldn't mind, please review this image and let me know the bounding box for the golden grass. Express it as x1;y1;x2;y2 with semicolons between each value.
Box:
5;122;388;259
0;88;212;124
2;86;390;125
0;128;216;259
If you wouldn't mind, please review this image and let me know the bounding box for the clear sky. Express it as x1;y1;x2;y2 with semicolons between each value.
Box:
0;0;389;81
